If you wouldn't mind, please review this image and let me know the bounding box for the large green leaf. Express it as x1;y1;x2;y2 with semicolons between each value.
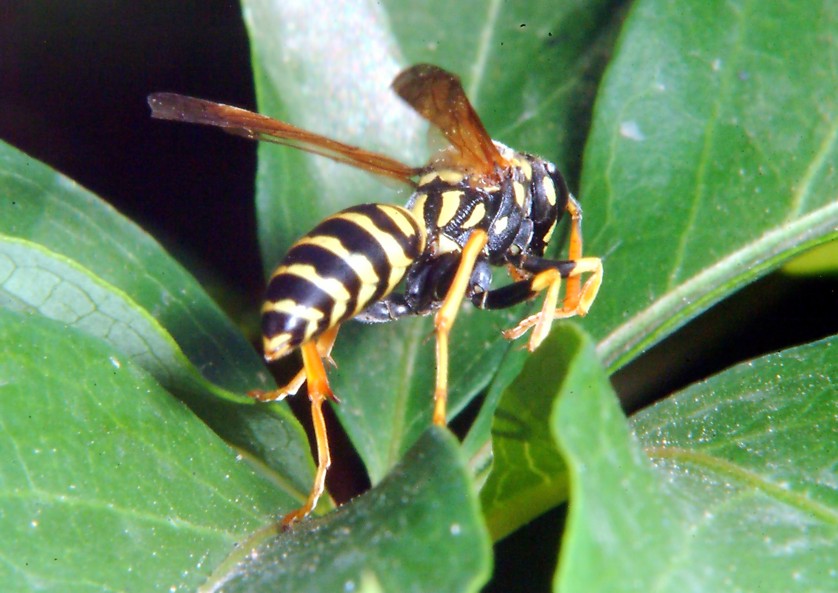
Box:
558;335;837;592
479;325;583;541
0;140;314;512
0;141;268;395
3;0;835;589
480;321;836;590
0;310;293;592
481;0;838;542
242;0;618;482
204;429;491;593
581;0;838;370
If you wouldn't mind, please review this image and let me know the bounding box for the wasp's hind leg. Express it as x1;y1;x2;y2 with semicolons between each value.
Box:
245;326;341;527
248;325;340;402
279;337;338;527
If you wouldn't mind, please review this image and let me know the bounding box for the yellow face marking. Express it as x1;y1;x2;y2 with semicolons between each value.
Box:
513;181;526;208
437;190;464;227
542;176;557;206
461;202;486;229
492;215;508;235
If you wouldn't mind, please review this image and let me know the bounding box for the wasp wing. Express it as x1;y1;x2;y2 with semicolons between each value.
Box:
391;64;507;178
148;93;418;184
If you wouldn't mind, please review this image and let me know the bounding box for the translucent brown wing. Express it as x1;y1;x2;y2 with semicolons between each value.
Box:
147;93;418;184
392;64;508;178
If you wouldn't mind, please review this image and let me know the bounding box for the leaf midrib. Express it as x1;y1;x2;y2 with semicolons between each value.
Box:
596;200;838;370
647;446;838;525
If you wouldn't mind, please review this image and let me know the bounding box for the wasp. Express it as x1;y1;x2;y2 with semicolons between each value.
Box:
148;64;603;526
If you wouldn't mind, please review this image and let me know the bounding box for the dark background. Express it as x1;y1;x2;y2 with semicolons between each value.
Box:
1;2;263;299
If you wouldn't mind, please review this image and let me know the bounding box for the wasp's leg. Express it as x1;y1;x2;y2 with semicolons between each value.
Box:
564;195;585;308
471;277;536;310
248;325;340;402
432;229;489;426
502;256;602;350
279;337;337;527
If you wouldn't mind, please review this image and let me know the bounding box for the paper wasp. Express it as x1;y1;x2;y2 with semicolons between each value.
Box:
148;64;602;525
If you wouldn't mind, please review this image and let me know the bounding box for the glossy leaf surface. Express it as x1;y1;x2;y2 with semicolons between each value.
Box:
0;139;315;522
0;310;292;592
480;325;836;591
581;0;838;369
205;429;491;593
563;335;837;591
0;142;270;395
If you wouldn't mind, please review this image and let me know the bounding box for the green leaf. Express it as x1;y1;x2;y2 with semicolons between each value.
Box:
480;326;837;591
0;141;269;395
580;0;838;370
241;0;620;482
783;239;838;276
0;235;223;400
0;140;315;509
0;309;294;592
479;0;838;540
203;428;491;593
480;325;593;541
552;333;694;590
556;335;837;592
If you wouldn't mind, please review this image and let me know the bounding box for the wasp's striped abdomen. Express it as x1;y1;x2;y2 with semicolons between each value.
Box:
261;203;425;361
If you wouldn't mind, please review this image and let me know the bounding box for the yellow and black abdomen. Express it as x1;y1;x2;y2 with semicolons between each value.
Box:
261;203;425;361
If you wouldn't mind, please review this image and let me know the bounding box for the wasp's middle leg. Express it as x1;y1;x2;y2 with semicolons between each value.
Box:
432;230;489;425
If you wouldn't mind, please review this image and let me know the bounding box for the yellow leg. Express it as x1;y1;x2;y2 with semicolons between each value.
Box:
248;326;340;402
564;196;584;308
246;326;340;527
280;338;335;527
502;194;602;350
432;230;489;426
503;256;603;351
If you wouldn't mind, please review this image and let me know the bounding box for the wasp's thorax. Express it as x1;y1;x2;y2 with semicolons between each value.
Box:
396;142;570;312
409;142;569;261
